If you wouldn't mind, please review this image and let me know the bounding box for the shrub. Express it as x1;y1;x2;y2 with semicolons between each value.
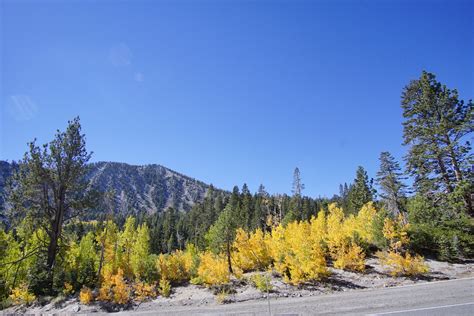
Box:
333;244;366;272
97;268;131;305
378;251;429;277
63;282;74;296
9;283;36;306
79;287;93;305
196;252;230;287
159;278;171;297
133;281;156;302
215;289;230;304
250;273;273;292
233;228;272;272
156;251;191;284
268;221;329;285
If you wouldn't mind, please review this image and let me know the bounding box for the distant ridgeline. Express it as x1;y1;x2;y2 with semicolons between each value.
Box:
0;160;215;220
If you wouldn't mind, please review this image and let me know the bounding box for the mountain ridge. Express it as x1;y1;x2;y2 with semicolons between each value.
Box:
0;159;219;218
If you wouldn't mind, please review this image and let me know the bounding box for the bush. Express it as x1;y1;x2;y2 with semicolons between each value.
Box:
97;268;131;305
333;244;366;272
79;287;93;305
233;228;272;272
196;252;230;287
156;251;192;284
9;283;36;306
133;281;156;302
159;278;171;297
215;289;230;304
378;251;429;277
250;273;273;292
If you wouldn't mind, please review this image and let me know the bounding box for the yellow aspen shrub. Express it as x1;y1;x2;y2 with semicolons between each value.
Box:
156;251;191;284
118;217;136;279
133;281;156;302
333;244;366;272
267;224;289;277
379;216;428;277
9;283;36;305
326;203;346;256
111;268;131;305
98;269;113;301
309;210;326;246
354;202;377;243
197;252;230;287
98;268;131;305
97;220;120;279
379;251;429;276
326;203;368;272
159;278;171;297
233;228;272;272
383;216;410;251
182;243;201;278
283;221;329;285
130;223;150;280
79;287;93;305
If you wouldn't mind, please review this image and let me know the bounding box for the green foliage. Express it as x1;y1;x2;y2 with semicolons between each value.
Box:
407;193;474;260
250;273;273;292
159;278;171;297
376;152;407;216
205;205;237;273
347;166;375;215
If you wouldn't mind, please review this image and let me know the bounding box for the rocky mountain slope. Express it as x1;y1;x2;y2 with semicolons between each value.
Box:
0;160;213;217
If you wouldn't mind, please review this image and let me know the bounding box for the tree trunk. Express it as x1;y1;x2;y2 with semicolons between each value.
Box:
436;155;453;193
226;240;233;274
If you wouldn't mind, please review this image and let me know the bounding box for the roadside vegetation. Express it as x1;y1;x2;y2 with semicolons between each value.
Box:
0;71;472;311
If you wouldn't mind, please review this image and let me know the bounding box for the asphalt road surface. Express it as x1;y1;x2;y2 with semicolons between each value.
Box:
116;277;474;316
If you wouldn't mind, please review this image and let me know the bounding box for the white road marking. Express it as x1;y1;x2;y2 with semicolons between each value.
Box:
369;302;474;315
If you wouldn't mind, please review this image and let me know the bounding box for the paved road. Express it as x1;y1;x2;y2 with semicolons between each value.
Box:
116;277;474;316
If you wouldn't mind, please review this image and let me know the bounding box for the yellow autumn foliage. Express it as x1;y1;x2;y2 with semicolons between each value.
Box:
133;281;156;302
232;228;272;272
97;268;131;305
196;251;230;286
268;220;328;285
9;283;36;306
79;287;93;305
379;216;428;276
156;251;192;284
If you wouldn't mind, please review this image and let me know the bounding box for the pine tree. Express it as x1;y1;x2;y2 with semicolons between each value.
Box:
9;117;97;292
291;167;305;197
205;204;237;274
291;167;305;220
240;183;253;230
347;166;374;214
402;71;473;214
376;152;407;216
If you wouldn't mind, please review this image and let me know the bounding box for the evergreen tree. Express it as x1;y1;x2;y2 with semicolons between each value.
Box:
347;166;374;214
240;183;253;230
205;204;237;273
292;167;305;197
402;71;473;215
162;207;177;253
9;117;97;293
376;152;407;216
291;167;305;220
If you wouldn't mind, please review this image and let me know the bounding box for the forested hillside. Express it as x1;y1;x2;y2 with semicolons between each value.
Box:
0;160;213;222
1;71;472;311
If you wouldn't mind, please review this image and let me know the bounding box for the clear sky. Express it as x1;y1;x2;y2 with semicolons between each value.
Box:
1;0;473;197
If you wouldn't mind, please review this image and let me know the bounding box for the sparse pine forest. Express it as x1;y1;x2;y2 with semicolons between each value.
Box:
0;71;473;310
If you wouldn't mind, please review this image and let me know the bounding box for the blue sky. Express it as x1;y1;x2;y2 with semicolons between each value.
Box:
1;0;473;197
